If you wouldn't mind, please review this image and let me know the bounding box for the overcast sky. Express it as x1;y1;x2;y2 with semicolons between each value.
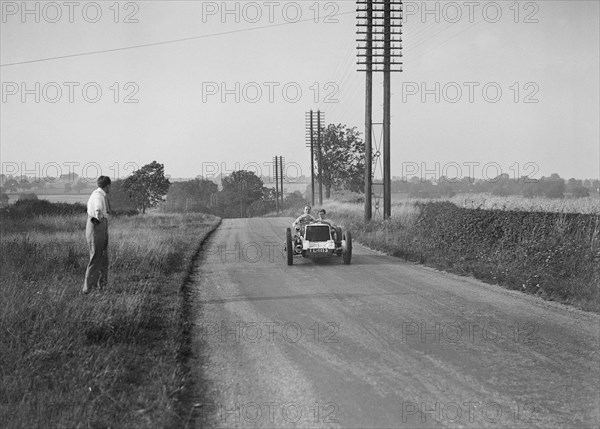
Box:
1;0;598;183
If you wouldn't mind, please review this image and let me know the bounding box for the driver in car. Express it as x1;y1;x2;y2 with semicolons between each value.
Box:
292;205;315;247
292;205;315;232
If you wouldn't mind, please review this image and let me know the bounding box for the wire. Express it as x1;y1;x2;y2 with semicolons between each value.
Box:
330;3;508;124
1;9;356;67
410;2;513;62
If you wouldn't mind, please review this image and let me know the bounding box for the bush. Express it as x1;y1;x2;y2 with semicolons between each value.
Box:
17;192;38;201
411;203;599;305
1;199;86;219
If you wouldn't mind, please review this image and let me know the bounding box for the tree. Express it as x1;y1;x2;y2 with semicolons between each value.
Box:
438;177;457;198
523;174;565;199
218;170;266;218
122;161;171;213
74;180;88;193
409;179;436;198
490;173;520;196
60;172;78;182
109;179;138;213
315;124;364;198
32;180;46;190
566;178;589;198
540;174;565;199
567;178;582;191
4;179;18;192
284;191;307;210
572;186;590;198
18;179;31;190
165;178;218;212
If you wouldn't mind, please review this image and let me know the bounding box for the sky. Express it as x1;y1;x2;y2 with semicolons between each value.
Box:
1;0;599;184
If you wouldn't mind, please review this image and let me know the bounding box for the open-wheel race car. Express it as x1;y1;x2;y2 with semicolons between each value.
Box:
285;221;352;265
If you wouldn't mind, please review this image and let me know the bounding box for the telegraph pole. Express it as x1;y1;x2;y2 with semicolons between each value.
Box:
317;110;323;206
357;0;403;220
279;156;284;208
306;110;324;206
274;156;279;214
305;111;315;206
362;0;373;221
383;0;392;218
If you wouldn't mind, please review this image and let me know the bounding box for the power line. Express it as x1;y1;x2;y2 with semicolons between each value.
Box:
410;2;512;62
332;5;512;125
1;10;356;67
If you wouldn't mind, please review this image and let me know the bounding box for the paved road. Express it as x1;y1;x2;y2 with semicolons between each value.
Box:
187;218;599;428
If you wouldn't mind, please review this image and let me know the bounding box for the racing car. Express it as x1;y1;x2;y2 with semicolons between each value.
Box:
285;221;352;265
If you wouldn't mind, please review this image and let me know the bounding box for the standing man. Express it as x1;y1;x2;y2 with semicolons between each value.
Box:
83;176;111;294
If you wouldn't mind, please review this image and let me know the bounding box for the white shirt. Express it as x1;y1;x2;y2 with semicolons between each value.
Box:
87;188;109;220
292;213;314;229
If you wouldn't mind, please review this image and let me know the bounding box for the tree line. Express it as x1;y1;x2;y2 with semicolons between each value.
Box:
3;124;597;214
393;174;597;199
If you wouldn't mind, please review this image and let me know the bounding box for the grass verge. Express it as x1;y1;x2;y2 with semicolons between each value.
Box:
0;206;221;428
174;217;222;428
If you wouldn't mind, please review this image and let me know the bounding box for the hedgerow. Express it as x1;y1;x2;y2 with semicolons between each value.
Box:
332;201;599;311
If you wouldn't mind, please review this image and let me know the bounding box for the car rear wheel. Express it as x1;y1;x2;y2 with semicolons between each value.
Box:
342;230;352;265
286;227;293;265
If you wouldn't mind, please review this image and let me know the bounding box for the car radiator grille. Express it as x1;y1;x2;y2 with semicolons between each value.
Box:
305;225;331;241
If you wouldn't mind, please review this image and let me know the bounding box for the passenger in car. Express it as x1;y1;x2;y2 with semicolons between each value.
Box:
316;209;339;241
316;209;332;226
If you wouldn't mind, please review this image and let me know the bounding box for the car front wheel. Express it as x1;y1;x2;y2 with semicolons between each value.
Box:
286;228;293;265
342;230;352;265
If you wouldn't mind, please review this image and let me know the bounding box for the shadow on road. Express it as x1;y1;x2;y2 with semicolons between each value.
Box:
286;254;406;266
199;290;413;305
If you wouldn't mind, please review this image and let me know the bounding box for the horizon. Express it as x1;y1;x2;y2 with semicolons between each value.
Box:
2;170;599;185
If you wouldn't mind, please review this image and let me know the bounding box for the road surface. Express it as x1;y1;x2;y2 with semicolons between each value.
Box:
187;218;599;428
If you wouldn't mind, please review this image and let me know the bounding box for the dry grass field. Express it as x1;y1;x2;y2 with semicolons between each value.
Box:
0;206;220;427
450;194;600;214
